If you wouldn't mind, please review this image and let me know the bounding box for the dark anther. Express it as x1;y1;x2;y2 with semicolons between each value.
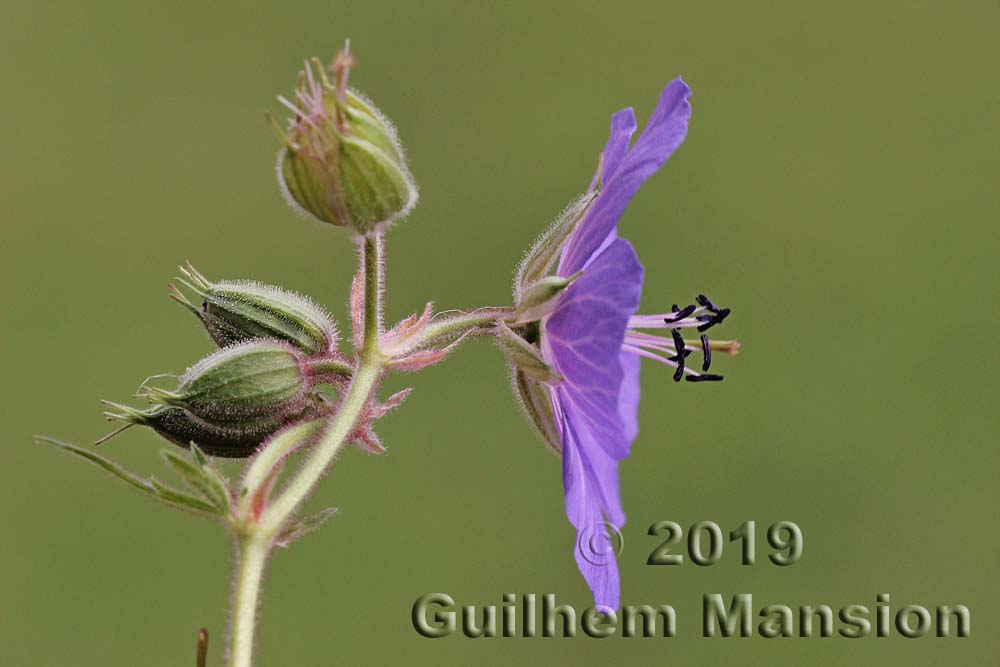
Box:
671;328;686;352
686;373;724;382
668;348;691;362
664;304;695;323
700;334;711;371
671;328;685;382
697;307;731;333
696;294;720;313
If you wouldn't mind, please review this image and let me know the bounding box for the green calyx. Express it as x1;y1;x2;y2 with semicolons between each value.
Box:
171;263;339;355
496;322;562;385
98;401;327;459
511;368;562;456
273;57;417;235
513;272;582;324
139;340;311;424
514;191;596;296
99;402;281;458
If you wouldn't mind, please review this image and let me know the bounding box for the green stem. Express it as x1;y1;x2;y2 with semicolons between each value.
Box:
305;356;354;381
419;307;513;347
225;234;387;667
238;420;326;518
362;234;382;355
228;534;269;667
260;359;381;531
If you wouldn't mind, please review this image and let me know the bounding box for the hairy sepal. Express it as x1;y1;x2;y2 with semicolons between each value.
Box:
514;191;596;298
496;322;562;385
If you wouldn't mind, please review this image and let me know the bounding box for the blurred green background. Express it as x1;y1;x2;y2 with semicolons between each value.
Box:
2;1;998;665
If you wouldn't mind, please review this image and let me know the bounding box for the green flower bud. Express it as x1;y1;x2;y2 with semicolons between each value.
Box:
140;341;314;424
99;403;325;458
100;403;286;458
271;47;417;235
170;263;339;355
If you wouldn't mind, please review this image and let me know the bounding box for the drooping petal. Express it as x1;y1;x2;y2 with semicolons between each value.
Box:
617;348;641;444
559;79;691;275
544;239;644;461
557;392;622;610
556;385;625;527
573;531;620;613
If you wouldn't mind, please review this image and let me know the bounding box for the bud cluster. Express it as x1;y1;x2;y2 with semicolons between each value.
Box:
100;265;354;458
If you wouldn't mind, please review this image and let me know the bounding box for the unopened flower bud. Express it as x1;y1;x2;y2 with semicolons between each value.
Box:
171;263;339;355
140;341;315;424
271;45;417;235
100;403;287;457
99;403;325;458
513;272;582;324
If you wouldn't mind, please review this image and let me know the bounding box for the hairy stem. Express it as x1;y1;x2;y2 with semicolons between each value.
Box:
362;234;382;354
228;534;269;667
260;360;381;530
226;234;386;667
419;307;513;347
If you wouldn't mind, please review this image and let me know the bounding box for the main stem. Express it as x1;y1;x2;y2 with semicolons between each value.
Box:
226;234;385;667
228;534;268;667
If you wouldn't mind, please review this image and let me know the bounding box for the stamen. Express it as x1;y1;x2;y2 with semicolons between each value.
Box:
668;348;691;362
622;343;722;383
670;329;685;382
686;374;724;382
663;304;696;323
696;294;720;313
629;311;705;329
670;329;686;353
623;292;735;385
625;331;678;350
621;344;685;368
697;307;731;333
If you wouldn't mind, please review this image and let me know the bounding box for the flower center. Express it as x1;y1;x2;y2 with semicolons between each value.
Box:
623;293;739;382
521;320;541;345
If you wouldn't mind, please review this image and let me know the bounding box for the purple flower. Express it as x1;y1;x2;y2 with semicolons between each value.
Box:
510;79;738;611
